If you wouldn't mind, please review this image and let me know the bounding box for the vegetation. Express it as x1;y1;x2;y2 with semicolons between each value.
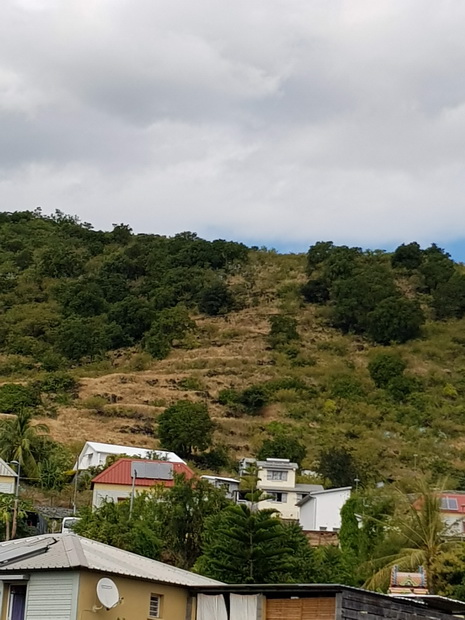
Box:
157;401;215;458
5;213;465;594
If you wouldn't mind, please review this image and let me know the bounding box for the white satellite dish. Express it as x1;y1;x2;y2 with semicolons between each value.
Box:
96;578;120;610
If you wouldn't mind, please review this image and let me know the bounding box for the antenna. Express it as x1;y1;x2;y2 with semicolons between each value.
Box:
96;578;121;610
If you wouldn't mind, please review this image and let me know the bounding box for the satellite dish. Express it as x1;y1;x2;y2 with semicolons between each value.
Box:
96;578;120;610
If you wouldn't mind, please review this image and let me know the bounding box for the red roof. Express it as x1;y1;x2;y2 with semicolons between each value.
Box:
91;458;195;488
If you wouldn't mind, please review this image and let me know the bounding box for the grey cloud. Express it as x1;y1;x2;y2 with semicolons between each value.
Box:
1;0;465;248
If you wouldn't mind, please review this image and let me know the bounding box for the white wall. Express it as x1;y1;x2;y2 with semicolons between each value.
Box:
258;491;300;520
299;488;351;531
25;571;79;619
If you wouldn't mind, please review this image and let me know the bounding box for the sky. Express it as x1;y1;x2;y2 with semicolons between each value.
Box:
1;1;465;259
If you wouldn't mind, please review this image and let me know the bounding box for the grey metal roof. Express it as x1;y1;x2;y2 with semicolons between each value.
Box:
0;459;18;478
257;460;298;470
294;484;325;493
0;534;221;587
296;486;352;507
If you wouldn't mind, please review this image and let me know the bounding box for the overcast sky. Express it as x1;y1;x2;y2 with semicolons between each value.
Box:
1;0;465;255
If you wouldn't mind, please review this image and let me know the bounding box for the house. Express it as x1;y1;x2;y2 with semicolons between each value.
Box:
200;476;240;500
74;441;185;471
297;486;352;533
388;566;428;595
0;459;17;495
91;458;195;508
0;532;219;620
193;584;465;620
437;492;465;536
254;459;323;520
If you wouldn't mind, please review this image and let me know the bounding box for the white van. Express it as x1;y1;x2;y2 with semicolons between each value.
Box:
61;517;80;534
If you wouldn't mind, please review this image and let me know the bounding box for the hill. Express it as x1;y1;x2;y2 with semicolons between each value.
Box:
2;210;465;489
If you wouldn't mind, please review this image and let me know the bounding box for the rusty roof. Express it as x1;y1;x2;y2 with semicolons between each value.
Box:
91;458;194;488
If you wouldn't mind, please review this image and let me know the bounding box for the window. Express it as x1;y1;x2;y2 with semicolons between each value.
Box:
441;497;459;511
149;594;162;618
266;470;288;481
268;492;288;503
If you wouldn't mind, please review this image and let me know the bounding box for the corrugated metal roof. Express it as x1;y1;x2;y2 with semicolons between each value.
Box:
0;459;18;478
0;534;222;587
83;442;185;463
91;459;195;487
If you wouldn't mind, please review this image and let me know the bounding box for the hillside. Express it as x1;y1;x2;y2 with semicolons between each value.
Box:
2;211;465;489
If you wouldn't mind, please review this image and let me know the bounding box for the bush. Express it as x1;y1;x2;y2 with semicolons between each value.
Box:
198;281;236;316
217;388;240;406
368;353;407;388
329;375;365;400
268;315;300;349
0;383;39;413
366;297;424;345
301;278;330;304
239;385;269;415
35;372;78;394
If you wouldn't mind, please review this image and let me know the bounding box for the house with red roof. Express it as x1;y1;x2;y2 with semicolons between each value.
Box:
91;458;195;508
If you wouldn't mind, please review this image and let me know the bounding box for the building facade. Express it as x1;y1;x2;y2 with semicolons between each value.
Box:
91;458;195;508
297;486;352;532
241;458;323;520
75;441;184;471
0;533;220;620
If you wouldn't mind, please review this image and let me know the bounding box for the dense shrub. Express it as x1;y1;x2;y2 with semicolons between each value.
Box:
268;315;300;349
0;383;39;413
391;242;423;270
198;281;236;316
368;353;407;388
257;435;307;467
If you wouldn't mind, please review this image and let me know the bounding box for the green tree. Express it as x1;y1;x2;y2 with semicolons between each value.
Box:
0;409;49;477
194;504;293;583
368;353;407;388
432;273;465;320
157;401;214;458
143;306;195;360
55;316;124;361
257;435;306;467
75;494;161;559
391;242;423;270
198;281;235;316
153;475;229;568
366;297;424;345
268;315;300;349
317;447;361;488
364;477;454;593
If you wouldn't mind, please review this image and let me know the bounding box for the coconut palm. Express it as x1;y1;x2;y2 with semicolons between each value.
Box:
364;476;455;593
0;409;49;478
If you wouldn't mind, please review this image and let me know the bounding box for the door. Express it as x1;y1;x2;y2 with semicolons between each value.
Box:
8;585;27;620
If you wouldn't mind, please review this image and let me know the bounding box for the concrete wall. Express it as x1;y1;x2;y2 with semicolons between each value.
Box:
257;469;296;490
258;492;300;520
77;571;190;620
92;483;147;508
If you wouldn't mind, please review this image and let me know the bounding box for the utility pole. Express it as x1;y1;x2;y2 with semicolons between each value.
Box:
129;467;137;518
10;461;21;540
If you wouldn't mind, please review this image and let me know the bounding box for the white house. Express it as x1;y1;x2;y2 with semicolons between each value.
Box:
201;475;240;500
74;441;185;471
0;459;17;495
297;486;352;532
243;458;323;520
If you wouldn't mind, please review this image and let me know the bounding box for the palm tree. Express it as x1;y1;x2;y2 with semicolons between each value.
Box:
0;409;49;478
364;476;455;593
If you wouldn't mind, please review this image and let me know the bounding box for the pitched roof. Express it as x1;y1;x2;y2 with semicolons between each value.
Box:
296;486;352;507
0;534;221;587
91;458;195;487
80;442;185;463
0;458;18;478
